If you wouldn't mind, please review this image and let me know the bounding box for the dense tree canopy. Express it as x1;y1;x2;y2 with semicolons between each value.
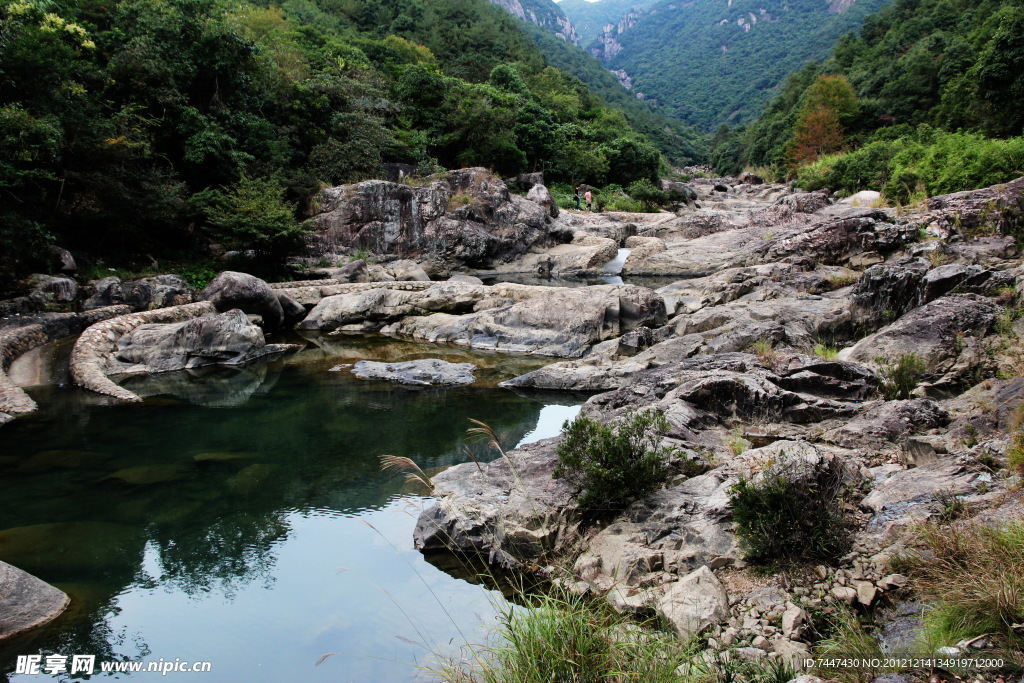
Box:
711;0;1024;190
0;0;665;273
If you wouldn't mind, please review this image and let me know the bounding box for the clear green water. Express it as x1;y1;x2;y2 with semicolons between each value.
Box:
0;335;583;682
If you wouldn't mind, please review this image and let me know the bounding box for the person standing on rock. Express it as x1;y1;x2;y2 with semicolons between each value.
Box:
585;189;593;212
573;186;581;210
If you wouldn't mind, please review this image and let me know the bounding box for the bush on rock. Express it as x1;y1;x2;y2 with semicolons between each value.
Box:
729;453;850;566
553;409;674;514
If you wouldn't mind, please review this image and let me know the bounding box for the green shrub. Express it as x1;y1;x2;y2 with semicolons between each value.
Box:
876;352;927;400
729;453;850;566
202;175;307;263
553;409;675;513
626;178;668;211
795;127;1024;205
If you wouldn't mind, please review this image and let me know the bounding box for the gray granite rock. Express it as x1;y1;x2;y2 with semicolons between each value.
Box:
347;359;477;386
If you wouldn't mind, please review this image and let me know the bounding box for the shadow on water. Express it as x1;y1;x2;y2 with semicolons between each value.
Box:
0;335;584;682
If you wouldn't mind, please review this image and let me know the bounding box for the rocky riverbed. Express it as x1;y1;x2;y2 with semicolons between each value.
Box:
3;170;1023;676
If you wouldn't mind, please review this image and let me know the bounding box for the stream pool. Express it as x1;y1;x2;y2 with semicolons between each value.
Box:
0;335;583;682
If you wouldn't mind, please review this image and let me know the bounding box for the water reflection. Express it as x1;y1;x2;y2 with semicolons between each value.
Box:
0;337;585;681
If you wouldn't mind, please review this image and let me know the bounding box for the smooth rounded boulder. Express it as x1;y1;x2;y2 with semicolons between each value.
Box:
200;271;284;329
0;560;70;640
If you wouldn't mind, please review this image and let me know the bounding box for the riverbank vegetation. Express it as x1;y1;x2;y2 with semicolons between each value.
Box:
0;0;672;277
710;0;1024;200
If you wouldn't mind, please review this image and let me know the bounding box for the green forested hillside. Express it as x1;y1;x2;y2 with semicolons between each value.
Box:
557;0;660;46
601;0;889;130
520;21;708;164
712;0;1024;199
0;0;670;272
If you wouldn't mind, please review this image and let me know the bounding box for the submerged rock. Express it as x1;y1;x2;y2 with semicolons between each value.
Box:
0;560;70;641
347;359;477;386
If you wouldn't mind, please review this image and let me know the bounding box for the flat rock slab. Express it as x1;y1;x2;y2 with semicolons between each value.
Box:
345;359;477;386
0;560;70;640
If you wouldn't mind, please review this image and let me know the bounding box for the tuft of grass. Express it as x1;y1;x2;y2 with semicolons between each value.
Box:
726;426;749;456
813;342;840;359
728;452;851;567
813;606;888;681
1008;405;1024;474
875;352;927;400
897;520;1024;660
449;193;484;212
932;488;969;522
928;249;948;267
435;590;695;683
826;272;859;290
994;304;1021;337
750;338;779;367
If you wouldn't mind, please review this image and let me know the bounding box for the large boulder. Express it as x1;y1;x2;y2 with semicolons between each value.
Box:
925;176;1024;237
413;437;579;568
298;282;667;358
200;271;285;329
842;294;999;388
308;168;564;270
527;183;559;218
387;259;431;282
821;399;949;451
84;275;195;312
332;259;369;283
657;566;731;639
0;560;70;640
25;274;77;303
851;259;1011;326
109;309;297;374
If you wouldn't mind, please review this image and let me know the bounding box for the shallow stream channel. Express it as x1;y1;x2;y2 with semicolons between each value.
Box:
0;334;584;681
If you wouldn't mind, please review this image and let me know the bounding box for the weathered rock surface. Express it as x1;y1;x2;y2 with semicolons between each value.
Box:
0;560;70;640
413;437;579;567
84;275;195;312
409;175;1024;666
309;168;568;270
842;294;998;387
108;309;297;375
200;271;285;329
71;302;218;402
25;274;77;303
657;566;731;638
0;307;127;423
347;359;477;386
298;282;666;358
862;457;988;535
574;470;738;605
821;400;949;452
387;259;431;282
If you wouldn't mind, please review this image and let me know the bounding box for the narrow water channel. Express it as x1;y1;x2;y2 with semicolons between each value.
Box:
0;336;583;682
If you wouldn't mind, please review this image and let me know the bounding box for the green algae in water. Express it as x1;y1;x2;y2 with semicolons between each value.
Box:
0;337;583;682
